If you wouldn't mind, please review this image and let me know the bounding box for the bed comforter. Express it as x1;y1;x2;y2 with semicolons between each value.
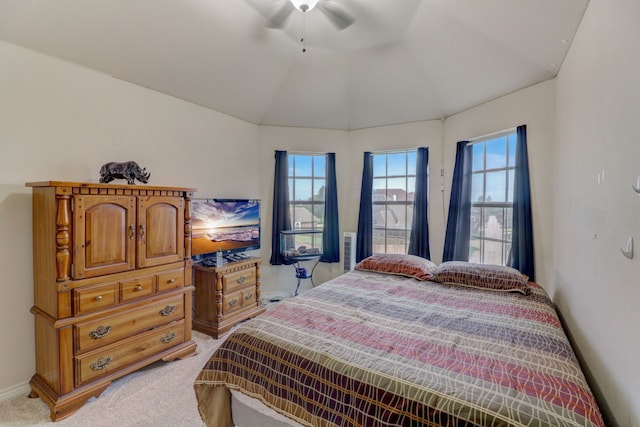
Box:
194;270;604;427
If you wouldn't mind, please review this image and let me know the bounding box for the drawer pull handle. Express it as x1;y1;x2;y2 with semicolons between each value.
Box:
161;332;177;344
129;224;135;239
95;295;103;302
160;305;176;316
135;285;143;291
245;293;253;300
237;276;246;284
90;356;112;371
139;224;146;238
229;299;238;307
89;325;112;339
168;278;175;284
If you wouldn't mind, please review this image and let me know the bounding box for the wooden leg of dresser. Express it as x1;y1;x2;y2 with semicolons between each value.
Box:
29;374;110;422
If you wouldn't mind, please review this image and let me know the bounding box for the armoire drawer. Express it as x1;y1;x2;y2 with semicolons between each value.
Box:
157;268;184;292
75;320;185;387
74;282;119;315
121;275;155;302
74;295;184;354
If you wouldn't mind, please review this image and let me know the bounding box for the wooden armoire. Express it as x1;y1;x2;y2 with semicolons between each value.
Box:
25;181;198;421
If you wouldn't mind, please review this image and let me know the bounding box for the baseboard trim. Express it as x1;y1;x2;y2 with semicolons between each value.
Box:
0;381;31;403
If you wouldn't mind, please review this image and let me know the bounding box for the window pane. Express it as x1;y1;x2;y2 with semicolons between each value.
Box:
386;229;407;254
406;206;414;231
407;151;417;175
373;178;387;201
292;204;315;228
407;177;416;201
507;169;514;202
387;177;407;201
294;179;312;201
485;171;506;202
313;179;326;201
313;156;326;177
312;204;325;226
470;206;482;238
288;178;294;201
472;173;484;203
288;156;294;175
472;142;485;171
508;135;517;167
373;155;386;177
486;137;507;170
469;238;481;263
385;205;402;228
372;205;386;227
387;152;407;176
372;228;386;253
294;156;312;177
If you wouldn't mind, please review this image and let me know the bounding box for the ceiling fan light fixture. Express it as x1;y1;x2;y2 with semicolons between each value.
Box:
290;0;320;12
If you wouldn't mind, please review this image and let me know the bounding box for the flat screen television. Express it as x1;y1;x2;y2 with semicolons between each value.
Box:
191;198;260;261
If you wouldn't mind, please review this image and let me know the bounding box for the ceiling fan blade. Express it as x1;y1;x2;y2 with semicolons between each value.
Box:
266;1;294;29
318;1;355;30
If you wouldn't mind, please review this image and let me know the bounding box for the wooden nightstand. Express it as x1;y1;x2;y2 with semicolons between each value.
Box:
192;257;266;338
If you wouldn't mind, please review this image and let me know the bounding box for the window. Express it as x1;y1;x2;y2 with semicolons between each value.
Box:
469;131;516;265
372;150;417;254
288;154;325;249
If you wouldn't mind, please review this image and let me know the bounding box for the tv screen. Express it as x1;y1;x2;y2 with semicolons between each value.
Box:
191;198;260;260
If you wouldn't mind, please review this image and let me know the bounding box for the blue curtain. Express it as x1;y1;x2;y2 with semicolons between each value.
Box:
408;147;431;259
442;141;472;262
321;153;340;263
270;150;292;265
356;152;373;262
508;125;535;280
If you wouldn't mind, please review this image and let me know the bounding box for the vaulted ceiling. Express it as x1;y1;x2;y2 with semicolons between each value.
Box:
0;0;589;130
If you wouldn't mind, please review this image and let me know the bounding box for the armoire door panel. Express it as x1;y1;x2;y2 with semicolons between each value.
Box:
74;196;136;279
137;196;184;268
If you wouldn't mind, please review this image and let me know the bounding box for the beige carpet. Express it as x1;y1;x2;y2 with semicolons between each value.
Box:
0;331;225;427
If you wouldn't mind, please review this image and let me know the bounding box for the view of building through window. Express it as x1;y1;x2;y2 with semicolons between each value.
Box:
470;130;516;265
372;150;417;254
288;154;325;249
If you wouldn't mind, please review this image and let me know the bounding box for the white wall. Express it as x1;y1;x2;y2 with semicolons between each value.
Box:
0;40;260;396
553;0;640;424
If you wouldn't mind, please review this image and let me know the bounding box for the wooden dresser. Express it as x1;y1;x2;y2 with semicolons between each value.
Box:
193;257;266;338
25;181;198;421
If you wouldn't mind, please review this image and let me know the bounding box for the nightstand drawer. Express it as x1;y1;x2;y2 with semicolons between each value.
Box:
75;295;184;354
222;287;256;314
75;321;185;387
223;267;256;292
74;282;118;315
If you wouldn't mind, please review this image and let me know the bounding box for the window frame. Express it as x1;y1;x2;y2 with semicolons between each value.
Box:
468;129;516;266
287;153;326;249
371;149;419;255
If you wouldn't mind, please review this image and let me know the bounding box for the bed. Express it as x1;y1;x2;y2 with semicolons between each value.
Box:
194;255;605;427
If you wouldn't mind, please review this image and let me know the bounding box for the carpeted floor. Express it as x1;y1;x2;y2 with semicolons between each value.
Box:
0;331;225;427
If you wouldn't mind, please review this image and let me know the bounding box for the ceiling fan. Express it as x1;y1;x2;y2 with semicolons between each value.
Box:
265;0;355;31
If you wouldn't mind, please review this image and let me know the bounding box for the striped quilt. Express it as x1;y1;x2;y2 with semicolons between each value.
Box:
194;270;605;427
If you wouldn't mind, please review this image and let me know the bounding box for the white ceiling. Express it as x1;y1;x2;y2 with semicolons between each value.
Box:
0;0;589;130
